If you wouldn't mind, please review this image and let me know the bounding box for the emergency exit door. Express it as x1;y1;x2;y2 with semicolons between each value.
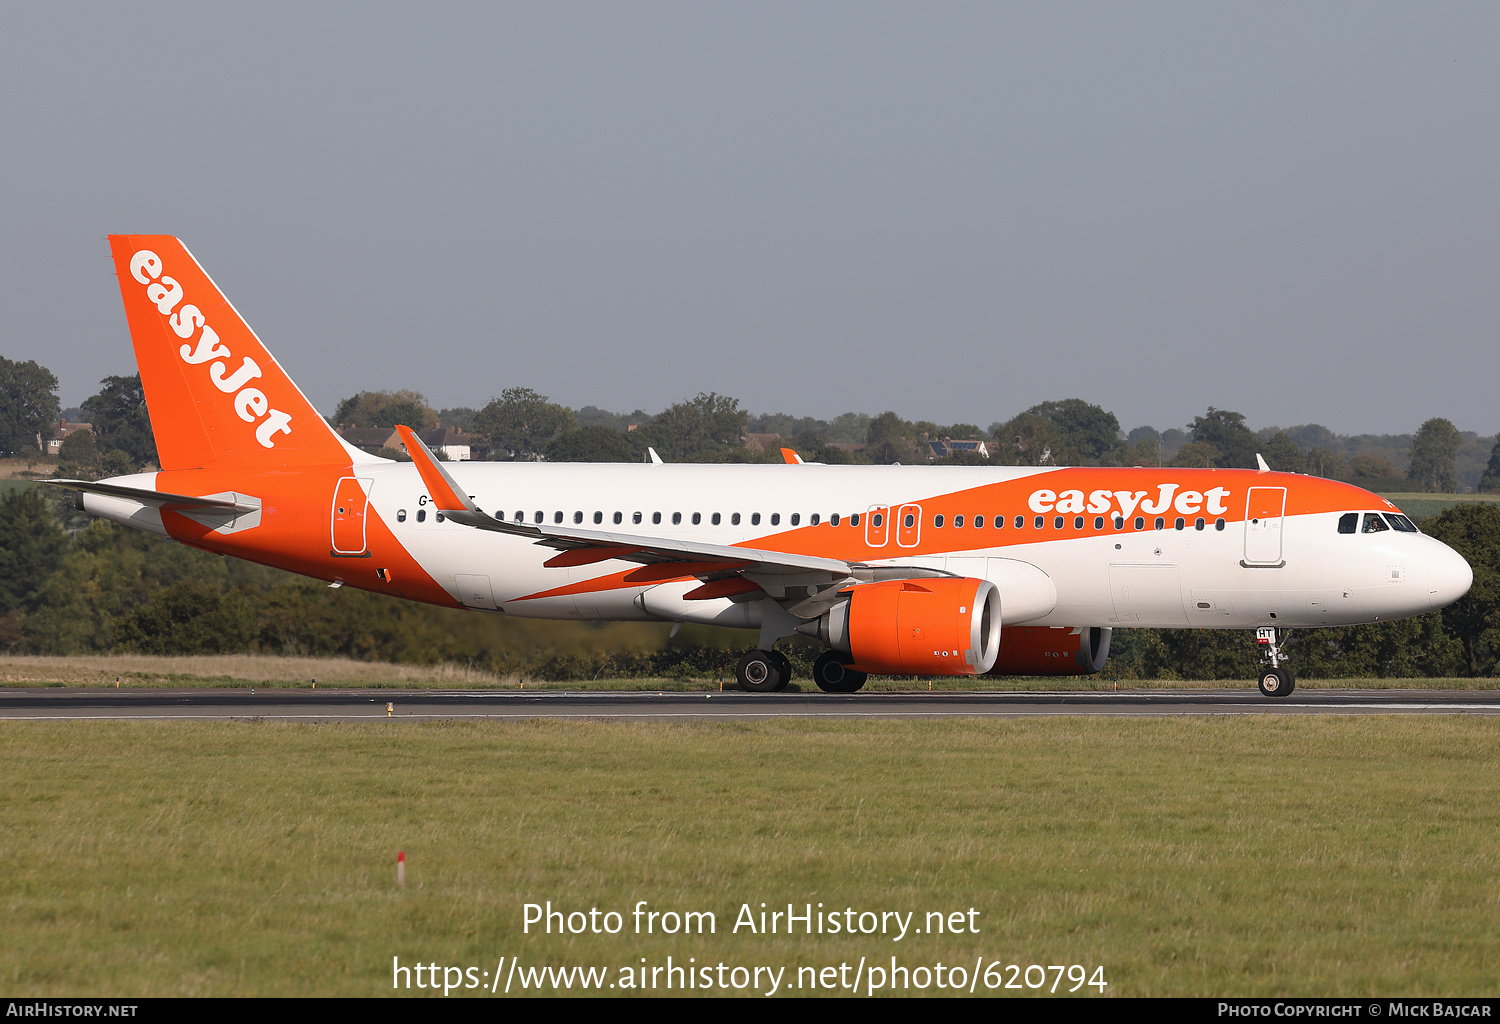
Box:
331;477;373;556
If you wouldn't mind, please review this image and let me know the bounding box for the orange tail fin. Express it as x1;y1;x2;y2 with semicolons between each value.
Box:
107;235;359;471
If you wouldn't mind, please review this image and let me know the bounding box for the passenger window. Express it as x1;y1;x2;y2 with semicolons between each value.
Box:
1053;516;1063;529
574;511;583;524
810;513;820;525
934;514;945;528
1154;517;1165;530
731;512;741;526
1113;516;1124;529
1074;516;1084;529
554;511;564;524
790;513;800;526
416;509;426;523
871;513;882;528
1362;513;1389;534
1174;517;1184;530
1215;518;1226;531
771;513;781;526
905;514;916;528
752;513;761;526
652;512;662;525
975;515;985;528
953;515;964;528
633;512;642;524
1017;516;1026;529
513;511;523;522
850;513;860;527
613;512;622;525
1195;517;1205;531
1385;513;1419;533
593;511;602;524
534;511;544;523
712;512;721;526
672;512;682;525
436;512;445;523
830;513;840;527
691;512;701;525
1093;516;1103;529
1134;516;1145;530
1338;512;1358;534
397;509;407;522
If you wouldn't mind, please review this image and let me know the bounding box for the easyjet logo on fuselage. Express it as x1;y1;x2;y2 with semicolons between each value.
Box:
128;250;293;449
1028;483;1232;519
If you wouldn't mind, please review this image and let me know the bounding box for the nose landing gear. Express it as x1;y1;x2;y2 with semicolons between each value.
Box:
1255;627;1295;698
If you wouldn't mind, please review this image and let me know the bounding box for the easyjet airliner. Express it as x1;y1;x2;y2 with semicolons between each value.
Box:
49;236;1474;697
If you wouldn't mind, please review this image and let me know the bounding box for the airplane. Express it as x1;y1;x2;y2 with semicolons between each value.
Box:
47;235;1474;698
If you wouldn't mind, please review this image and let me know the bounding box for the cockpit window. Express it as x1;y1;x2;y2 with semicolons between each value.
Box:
1338;513;1357;534
1384;513;1419;533
1361;512;1389;534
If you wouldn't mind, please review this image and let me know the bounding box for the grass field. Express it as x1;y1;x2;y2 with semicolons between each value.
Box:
1380;492;1500;520
1;653;1495;692
2;717;1498;997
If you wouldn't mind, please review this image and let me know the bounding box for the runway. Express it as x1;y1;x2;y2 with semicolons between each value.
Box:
3;687;1500;720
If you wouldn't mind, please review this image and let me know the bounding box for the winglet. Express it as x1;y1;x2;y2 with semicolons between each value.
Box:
396;425;477;512
647;447;663;464
780;447;804;465
1256;453;1271;472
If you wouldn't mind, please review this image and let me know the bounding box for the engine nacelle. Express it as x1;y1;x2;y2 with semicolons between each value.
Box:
990;626;1112;676
812;577;1001;676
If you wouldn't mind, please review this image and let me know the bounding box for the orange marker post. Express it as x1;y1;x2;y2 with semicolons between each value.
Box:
397;852;405;887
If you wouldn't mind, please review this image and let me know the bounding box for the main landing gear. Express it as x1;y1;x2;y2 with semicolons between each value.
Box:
1255;627;1295;698
734;649;870;693
736;649;792;692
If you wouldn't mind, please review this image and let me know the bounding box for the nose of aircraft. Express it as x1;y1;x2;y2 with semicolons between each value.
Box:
1427;541;1474;611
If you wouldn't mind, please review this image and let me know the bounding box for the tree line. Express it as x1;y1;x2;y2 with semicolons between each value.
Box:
5;355;1497;491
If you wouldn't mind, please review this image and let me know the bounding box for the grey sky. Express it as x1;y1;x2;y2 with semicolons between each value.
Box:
2;2;1496;436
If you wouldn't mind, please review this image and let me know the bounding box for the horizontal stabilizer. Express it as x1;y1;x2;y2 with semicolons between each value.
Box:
41;479;259;514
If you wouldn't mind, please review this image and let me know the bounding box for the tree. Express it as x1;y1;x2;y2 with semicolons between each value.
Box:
1305;447;1344;480
474;387;577;460
1423;502;1500;676
1407;418;1462;493
333;390;438;431
0;488;67;614
55;430;99;479
1168;440;1220;468
1480;438;1500;494
81;375;157;470
866;411;922;465
0;356;60;458
1189;408;1258;469
112;580;256;655
546;424;633;462
1262;431;1306;473
638;392;746;461
1018;399;1123;465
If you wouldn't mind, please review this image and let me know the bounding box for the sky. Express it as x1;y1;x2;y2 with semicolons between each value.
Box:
1;2;1496;436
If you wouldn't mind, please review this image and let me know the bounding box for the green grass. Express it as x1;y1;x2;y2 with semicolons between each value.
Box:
1381;492;1500;520
2;654;1495;691
2;718;1499;997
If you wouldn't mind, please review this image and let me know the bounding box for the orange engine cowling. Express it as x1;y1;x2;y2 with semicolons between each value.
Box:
819;577;1001;676
990;626;1112;676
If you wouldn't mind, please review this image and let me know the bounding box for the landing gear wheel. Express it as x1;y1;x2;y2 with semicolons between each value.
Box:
812;651;867;693
1258;667;1295;698
769;650;793;691
736;650;785;693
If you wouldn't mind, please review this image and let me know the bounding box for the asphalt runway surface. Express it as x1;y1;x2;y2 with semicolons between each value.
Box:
3;687;1500;720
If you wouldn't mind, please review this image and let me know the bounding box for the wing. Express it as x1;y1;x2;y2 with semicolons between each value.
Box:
394;426;949;615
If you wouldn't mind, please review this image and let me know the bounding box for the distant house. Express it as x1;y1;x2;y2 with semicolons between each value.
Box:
337;427;402;454
740;432;782;453
335;425;472;461
47;420;93;456
418;427;471;462
927;437;989;460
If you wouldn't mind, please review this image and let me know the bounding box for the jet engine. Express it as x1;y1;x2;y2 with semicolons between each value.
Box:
989;626;1112;675
803;577;1001;676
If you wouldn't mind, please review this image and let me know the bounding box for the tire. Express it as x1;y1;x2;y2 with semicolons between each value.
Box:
736;650;785;693
813;651;868;693
769;650;793;691
1258;667;1294;698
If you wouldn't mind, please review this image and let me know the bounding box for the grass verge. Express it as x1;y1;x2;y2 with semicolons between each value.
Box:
1;717;1498;996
